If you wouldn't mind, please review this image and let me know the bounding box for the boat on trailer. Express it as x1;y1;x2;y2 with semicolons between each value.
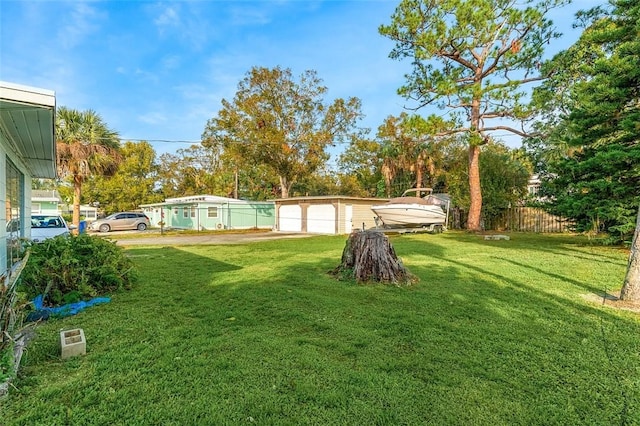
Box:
371;188;450;232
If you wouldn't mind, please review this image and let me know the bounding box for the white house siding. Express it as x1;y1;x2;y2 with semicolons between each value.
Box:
352;203;381;232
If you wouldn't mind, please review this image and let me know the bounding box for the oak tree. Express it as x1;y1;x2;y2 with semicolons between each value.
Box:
338;137;385;197
84;141;162;213
202;66;364;198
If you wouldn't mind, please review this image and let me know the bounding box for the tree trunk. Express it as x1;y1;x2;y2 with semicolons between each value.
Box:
332;230;416;285
467;144;482;231
415;159;423;189
620;203;640;301
427;157;436;187
279;175;289;198
72;174;82;232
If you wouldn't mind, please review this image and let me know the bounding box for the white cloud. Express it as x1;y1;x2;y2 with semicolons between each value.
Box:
227;5;272;26
161;55;181;71
154;4;181;31
138;111;167;125
150;2;212;50
134;68;159;83
57;2;105;49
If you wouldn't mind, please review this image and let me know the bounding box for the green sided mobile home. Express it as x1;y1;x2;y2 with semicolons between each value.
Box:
141;195;275;231
30;190;60;216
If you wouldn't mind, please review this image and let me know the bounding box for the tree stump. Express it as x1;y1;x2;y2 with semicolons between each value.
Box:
332;230;416;285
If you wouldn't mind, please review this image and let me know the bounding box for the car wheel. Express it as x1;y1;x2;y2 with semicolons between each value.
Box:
99;224;111;233
137;223;147;231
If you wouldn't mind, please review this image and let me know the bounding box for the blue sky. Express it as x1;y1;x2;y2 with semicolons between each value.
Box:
1;0;602;159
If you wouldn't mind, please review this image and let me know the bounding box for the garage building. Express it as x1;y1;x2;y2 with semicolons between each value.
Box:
274;196;388;235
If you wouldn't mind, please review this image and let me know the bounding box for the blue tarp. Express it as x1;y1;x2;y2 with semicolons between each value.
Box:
32;294;111;318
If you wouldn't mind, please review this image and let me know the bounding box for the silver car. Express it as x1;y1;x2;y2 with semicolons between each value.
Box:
90;212;150;233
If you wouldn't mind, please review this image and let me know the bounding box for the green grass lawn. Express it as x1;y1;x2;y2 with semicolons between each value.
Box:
2;232;639;425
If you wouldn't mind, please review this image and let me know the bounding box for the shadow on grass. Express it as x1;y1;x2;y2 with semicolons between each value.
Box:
396;234;628;320
451;231;627;265
7;234;638;425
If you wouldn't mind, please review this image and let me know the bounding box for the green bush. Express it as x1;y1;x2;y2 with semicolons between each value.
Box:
0;342;13;382
20;234;137;306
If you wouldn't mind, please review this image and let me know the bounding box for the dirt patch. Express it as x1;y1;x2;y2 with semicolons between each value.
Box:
583;291;640;314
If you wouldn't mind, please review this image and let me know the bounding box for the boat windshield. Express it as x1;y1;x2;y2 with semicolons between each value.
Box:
400;188;433;198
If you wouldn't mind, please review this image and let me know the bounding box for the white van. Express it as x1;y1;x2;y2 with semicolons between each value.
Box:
30;215;71;242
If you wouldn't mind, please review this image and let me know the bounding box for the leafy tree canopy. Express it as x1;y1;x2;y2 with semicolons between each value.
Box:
446;142;532;224
531;0;640;240
84;141;162;214
338;137;385;197
202;66;365;198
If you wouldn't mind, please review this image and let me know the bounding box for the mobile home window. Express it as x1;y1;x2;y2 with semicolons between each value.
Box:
207;207;218;218
183;208;189;218
5;157;24;272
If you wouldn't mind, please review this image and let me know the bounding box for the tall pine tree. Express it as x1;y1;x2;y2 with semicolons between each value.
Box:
534;0;639;300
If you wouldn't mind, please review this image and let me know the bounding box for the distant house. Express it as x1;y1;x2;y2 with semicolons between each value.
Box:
58;202;98;221
30;190;98;220
1;81;56;276
273;196;388;235
31;190;61;215
527;174;541;198
140;195;275;231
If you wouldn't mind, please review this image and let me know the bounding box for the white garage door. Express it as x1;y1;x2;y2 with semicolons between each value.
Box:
308;204;336;234
279;205;302;232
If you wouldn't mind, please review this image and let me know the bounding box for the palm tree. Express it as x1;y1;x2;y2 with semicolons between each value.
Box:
56;107;121;229
378;113;438;197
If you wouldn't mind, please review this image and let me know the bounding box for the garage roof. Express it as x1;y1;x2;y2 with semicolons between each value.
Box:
273;195;388;203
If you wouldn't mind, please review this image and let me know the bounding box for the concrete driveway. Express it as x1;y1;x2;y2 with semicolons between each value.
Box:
94;230;316;246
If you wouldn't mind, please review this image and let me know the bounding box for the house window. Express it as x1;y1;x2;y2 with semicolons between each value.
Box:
208;207;218;218
173;208;178;215
5;157;24;272
32;203;41;214
183;208;189;218
191;207;196;218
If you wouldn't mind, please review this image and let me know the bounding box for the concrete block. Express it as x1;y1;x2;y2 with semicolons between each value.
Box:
60;329;86;359
484;234;510;240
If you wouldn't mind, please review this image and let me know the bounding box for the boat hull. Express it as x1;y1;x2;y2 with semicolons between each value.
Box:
371;204;446;228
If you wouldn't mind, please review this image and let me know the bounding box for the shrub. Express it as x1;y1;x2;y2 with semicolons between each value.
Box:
20;234;137;306
0;342;13;383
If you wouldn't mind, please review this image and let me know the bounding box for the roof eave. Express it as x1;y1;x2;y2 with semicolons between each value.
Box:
0;81;56;179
